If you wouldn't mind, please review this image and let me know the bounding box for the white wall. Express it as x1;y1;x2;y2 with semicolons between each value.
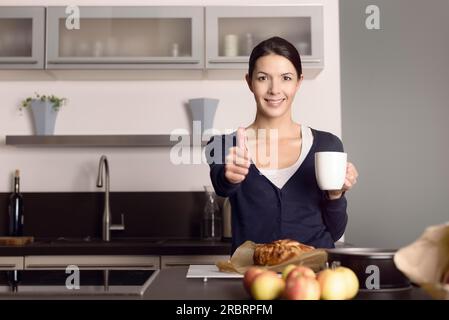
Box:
0;0;341;192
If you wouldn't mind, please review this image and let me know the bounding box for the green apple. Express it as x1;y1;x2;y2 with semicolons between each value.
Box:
317;266;359;300
338;267;359;299
282;264;297;280
250;271;285;300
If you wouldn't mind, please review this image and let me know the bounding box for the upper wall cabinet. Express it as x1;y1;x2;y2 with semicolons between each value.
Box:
0;5;324;75
205;6;324;71
0;7;45;69
46;6;204;69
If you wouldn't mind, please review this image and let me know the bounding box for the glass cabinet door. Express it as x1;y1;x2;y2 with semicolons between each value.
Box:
0;7;45;69
46;6;204;69
205;6;323;70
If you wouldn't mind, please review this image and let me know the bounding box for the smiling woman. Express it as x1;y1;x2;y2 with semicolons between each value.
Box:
246;37;302;123
247;54;301;121
205;37;359;254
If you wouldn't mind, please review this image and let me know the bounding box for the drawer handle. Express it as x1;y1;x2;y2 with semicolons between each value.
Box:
164;263;191;267
26;264;155;269
0;264;19;268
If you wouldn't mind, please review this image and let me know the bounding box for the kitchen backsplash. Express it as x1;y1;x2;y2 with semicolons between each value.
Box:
0;192;225;239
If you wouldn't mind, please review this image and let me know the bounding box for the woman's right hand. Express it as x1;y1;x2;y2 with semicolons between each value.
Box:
225;127;251;184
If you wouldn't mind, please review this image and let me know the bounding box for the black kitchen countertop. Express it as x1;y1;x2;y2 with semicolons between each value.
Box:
0;238;232;256
142;267;433;300
0;239;351;256
0;267;433;301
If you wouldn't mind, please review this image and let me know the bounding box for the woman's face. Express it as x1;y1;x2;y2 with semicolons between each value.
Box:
246;54;302;119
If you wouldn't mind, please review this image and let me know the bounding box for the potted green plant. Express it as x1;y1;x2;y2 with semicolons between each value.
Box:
20;93;67;135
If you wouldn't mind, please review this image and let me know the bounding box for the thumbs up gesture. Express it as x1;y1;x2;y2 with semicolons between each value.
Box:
224;127;251;184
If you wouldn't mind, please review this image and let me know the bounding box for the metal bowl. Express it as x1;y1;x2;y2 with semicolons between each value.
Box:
326;248;411;291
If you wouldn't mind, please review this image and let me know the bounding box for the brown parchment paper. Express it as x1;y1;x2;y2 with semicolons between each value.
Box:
216;240;328;274
394;223;449;300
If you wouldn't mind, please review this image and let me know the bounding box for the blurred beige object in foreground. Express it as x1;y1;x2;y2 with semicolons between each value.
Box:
394;222;449;299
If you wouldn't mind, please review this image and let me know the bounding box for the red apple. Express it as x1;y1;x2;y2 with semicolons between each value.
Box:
250;271;285;300
283;276;321;300
243;267;265;294
286;265;316;284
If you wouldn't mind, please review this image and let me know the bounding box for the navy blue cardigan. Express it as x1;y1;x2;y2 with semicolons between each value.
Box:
205;128;348;254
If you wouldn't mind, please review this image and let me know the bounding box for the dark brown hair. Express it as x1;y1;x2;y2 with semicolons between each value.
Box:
248;36;302;79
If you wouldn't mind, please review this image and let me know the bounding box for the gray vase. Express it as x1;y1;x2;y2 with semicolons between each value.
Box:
30;100;58;135
187;98;219;136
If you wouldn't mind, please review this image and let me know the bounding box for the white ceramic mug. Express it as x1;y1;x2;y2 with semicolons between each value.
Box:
314;152;347;190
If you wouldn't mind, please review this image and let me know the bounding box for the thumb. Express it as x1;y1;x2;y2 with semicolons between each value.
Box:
237;127;247;150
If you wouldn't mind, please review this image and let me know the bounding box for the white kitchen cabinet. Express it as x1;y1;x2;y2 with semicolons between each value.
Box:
0;5;324;77
205;6;323;73
160;255;230;269
24;255;160;270
46;6;204;69
0;256;24;270
0;5;323;75
0;6;45;69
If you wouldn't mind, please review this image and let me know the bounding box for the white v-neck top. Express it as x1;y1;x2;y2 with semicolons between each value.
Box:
258;125;313;189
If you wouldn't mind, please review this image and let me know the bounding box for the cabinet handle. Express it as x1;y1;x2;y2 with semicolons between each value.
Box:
47;59;200;64
208;58;248;64
0;59;38;64
209;58;321;64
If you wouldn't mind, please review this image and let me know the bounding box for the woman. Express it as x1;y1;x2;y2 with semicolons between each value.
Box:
206;37;358;254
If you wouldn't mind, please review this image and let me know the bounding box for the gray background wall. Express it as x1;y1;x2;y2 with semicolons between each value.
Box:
340;0;449;248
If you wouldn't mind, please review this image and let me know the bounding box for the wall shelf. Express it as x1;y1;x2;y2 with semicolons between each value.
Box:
5;135;208;147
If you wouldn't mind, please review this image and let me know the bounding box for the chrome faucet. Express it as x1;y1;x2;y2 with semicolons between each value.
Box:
96;155;125;241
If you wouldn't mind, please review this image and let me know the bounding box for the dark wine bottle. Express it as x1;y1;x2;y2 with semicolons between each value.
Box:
8;170;24;236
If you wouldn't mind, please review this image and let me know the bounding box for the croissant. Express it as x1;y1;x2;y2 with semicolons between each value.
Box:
253;239;315;266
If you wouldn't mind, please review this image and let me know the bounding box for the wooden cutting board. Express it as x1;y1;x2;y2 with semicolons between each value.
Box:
0;236;34;246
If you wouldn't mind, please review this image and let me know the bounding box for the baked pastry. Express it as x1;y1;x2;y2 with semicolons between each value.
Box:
253;239;315;266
